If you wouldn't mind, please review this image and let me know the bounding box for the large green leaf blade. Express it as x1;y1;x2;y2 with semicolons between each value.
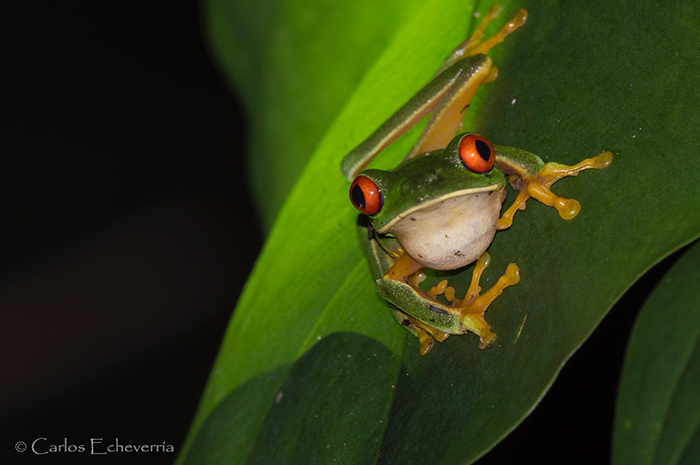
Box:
614;241;700;465
205;0;424;228
378;2;700;461
181;0;700;463
182;3;474;460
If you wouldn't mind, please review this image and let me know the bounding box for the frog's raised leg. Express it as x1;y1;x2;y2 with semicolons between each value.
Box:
406;6;527;160
340;6;527;180
494;146;613;229
437;2;504;74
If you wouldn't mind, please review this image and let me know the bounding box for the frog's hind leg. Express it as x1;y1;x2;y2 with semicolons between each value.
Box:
390;307;450;356
341;5;527;179
467;7;528;58
405;6;528;159
382;251;519;351
438;2;504;73
452;252;521;349
439;3;527;72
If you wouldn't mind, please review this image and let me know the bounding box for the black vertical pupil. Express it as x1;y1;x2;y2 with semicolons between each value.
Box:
351;184;366;209
475;139;491;161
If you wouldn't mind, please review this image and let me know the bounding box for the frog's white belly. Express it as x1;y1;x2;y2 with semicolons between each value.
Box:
387;188;505;270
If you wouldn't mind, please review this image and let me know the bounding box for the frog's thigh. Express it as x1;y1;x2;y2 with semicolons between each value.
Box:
377;276;462;330
422;6;529;149
415;6;531;155
389;307;449;356
409;58;496;157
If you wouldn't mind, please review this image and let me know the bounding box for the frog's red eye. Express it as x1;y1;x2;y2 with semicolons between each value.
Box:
459;134;495;173
350;175;382;215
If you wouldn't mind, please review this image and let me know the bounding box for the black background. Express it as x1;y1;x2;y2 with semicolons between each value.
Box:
0;2;673;464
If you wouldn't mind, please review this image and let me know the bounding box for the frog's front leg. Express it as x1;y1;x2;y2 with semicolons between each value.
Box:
494;146;613;229
378;252;520;352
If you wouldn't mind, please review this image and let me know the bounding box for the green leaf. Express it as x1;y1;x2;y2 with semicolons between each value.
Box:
614;241;700;465
181;0;700;463
205;0;425;229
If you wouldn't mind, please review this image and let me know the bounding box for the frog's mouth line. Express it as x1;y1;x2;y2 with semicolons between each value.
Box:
377;183;504;234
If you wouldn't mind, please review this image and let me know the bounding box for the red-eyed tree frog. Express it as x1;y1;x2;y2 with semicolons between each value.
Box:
341;4;612;355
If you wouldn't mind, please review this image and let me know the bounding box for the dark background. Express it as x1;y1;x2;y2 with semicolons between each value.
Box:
2;2;259;463
0;2;672;464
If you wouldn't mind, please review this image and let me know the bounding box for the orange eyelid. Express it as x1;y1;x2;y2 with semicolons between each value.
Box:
350;175;382;215
459;134;495;173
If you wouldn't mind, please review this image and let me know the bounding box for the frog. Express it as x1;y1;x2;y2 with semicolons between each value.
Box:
340;3;612;355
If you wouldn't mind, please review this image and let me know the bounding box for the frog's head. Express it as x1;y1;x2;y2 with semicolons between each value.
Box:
349;134;506;270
